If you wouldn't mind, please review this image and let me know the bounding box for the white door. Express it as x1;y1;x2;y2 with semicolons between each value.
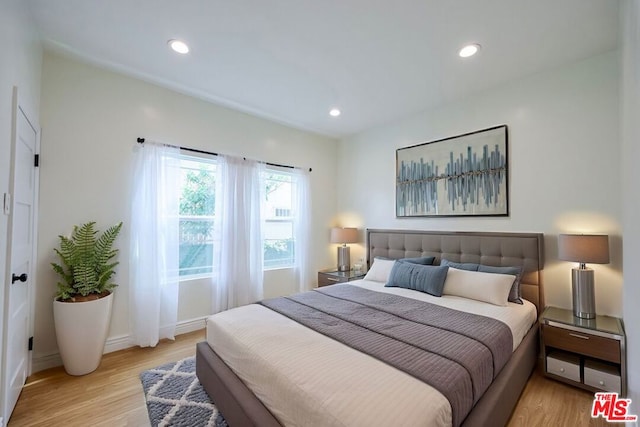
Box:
2;88;38;423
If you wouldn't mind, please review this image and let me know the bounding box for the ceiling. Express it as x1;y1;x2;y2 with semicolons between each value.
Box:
27;0;619;138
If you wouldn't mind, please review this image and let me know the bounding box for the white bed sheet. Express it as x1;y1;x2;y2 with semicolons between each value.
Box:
205;281;537;427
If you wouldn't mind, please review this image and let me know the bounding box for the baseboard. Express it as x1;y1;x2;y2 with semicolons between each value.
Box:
104;333;133;354
175;316;207;335
32;352;63;373
31;317;207;373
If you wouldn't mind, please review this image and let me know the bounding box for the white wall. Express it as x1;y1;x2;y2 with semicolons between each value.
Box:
338;51;622;317
621;0;640;418
34;52;338;369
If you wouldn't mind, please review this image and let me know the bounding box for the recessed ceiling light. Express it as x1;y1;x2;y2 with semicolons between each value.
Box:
168;39;189;54
329;108;341;117
458;43;481;58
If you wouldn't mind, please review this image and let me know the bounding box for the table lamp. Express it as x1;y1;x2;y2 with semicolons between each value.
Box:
558;234;610;319
330;227;358;271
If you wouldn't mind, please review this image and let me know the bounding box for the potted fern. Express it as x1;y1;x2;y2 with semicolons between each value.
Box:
51;221;122;375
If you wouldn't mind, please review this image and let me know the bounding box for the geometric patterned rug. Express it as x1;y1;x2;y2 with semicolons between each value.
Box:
140;357;228;427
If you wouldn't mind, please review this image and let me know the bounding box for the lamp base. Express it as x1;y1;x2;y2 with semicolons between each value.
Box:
337;246;350;272
572;268;596;319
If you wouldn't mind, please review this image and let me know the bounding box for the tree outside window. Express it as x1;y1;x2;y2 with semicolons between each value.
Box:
179;157;215;277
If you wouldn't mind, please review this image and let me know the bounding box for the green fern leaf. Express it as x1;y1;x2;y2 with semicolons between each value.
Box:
51;262;73;288
95;223;123;266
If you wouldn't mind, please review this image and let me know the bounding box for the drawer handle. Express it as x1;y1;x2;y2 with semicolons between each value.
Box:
599;380;605;386
326;277;340;282
559;368;565;373
569;333;590;340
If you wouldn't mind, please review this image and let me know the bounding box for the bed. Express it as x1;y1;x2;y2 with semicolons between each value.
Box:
196;229;545;427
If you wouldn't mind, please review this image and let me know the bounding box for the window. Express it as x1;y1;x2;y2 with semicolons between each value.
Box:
178;158;296;277
263;170;295;269
178;155;216;277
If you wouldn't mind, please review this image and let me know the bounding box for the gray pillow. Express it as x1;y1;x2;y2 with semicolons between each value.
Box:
377;256;435;265
440;259;524;304
398;256;435;265
478;265;524;305
440;259;479;271
384;262;449;297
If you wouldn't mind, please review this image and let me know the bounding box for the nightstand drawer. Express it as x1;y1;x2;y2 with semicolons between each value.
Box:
584;359;621;393
546;352;581;382
318;274;346;287
542;325;620;363
318;270;366;287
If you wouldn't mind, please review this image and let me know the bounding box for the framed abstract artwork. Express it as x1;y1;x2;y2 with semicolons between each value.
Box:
396;125;508;217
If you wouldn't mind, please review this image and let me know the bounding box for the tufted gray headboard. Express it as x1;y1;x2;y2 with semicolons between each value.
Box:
366;229;545;312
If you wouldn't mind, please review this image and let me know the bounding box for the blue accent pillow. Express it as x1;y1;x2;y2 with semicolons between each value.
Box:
440;259;524;304
384;262;449;297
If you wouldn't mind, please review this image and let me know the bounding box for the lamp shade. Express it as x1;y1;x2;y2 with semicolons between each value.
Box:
330;227;358;244
558;234;610;264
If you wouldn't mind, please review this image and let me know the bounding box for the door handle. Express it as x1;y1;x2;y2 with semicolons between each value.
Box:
12;273;27;284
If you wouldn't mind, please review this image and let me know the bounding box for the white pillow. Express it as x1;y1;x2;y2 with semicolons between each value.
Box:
442;267;514;306
363;258;396;283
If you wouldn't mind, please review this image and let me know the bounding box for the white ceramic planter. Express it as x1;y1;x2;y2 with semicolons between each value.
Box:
53;292;114;376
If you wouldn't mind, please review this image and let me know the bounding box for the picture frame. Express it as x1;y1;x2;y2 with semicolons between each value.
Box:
396;125;508;217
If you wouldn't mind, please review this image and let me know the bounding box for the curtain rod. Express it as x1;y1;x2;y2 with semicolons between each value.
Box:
137;138;312;172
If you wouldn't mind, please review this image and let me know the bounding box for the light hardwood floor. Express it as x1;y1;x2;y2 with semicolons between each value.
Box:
9;329;606;427
9;330;205;427
508;367;607;427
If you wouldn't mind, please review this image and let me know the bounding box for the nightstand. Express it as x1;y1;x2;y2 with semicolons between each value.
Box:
317;269;366;287
540;306;626;396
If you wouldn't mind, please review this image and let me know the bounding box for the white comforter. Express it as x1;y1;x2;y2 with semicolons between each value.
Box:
205;280;537;427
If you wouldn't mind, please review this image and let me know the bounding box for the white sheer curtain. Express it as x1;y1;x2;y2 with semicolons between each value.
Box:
292;169;312;291
129;142;180;347
212;155;265;313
